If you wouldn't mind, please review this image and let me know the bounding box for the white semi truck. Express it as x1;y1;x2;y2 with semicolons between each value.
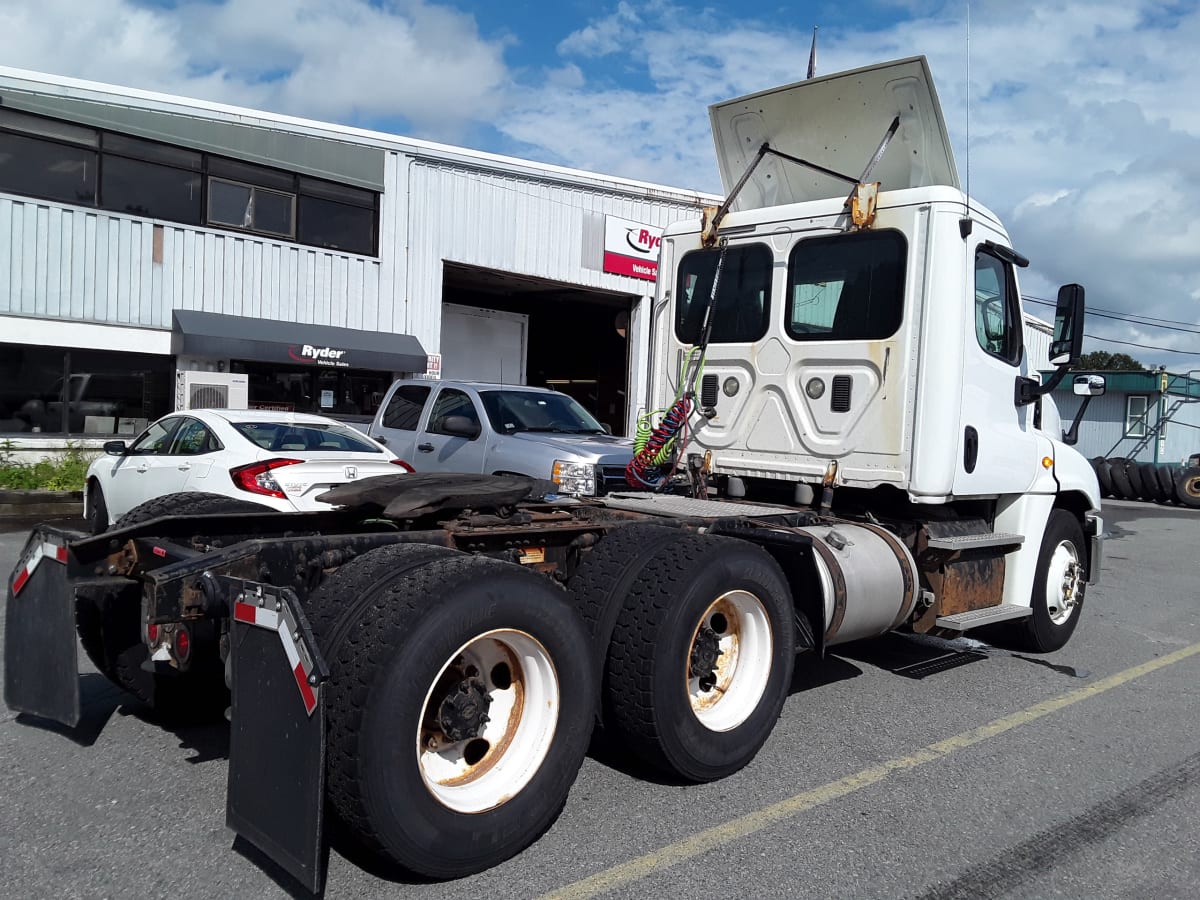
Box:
4;57;1101;892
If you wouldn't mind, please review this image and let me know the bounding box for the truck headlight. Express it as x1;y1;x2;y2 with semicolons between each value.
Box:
551;460;597;496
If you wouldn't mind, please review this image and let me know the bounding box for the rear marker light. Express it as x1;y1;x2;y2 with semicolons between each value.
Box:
230;458;303;499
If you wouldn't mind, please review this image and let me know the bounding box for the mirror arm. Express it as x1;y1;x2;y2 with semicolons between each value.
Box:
1015;364;1071;407
1062;393;1095;446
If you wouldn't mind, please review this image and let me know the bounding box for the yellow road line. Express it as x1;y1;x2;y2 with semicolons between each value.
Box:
541;641;1200;900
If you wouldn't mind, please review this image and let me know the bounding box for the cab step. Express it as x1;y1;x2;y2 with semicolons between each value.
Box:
926;532;1024;551
935;604;1031;630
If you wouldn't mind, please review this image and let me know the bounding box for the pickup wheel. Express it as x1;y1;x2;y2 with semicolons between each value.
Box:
322;554;595;878
1012;510;1086;653
76;492;267;718
602;534;794;782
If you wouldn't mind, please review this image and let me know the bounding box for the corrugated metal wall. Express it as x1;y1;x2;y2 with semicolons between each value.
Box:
0;193;391;334
1023;315;1052;372
404;159;702;349
1054;389;1200;464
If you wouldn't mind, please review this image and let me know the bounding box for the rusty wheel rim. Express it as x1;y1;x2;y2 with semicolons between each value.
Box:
417;629;559;814
686;590;773;732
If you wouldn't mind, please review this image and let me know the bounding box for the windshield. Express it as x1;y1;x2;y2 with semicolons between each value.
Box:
479;390;606;435
231;421;382;453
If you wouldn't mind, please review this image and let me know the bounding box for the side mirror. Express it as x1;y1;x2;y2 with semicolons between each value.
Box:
601;423;613;435
1050;283;1086;367
441;415;481;440
1072;374;1106;397
103;440;128;456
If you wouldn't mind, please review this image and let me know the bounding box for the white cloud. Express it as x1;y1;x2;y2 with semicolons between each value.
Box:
0;0;512;138
0;0;1197;365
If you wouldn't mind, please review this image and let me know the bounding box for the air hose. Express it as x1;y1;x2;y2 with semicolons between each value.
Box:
626;239;728;490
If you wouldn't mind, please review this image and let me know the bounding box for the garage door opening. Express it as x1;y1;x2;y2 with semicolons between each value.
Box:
441;263;639;436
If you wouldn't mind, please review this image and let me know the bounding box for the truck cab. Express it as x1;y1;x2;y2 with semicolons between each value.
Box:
646;56;1100;617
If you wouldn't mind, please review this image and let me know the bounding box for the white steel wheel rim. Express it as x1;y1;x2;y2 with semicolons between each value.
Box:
686;590;774;732
1045;540;1083;626
416;629;559;814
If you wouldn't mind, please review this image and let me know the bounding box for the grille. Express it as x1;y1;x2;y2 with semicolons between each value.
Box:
598;464;633;495
831;375;852;412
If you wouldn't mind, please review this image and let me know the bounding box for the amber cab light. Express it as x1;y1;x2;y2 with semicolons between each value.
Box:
230;458;303;499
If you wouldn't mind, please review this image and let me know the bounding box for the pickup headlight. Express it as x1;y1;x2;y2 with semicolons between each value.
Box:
551;460;597;496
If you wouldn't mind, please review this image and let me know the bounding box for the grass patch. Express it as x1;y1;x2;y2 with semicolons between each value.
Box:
0;440;98;492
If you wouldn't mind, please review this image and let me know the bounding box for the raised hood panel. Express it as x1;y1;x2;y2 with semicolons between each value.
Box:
709;56;959;210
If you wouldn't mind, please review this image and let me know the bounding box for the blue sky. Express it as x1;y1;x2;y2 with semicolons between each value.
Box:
1;0;1198;366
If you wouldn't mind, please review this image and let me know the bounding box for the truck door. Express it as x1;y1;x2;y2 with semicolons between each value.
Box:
372;383;433;465
952;240;1041;496
415;387;488;473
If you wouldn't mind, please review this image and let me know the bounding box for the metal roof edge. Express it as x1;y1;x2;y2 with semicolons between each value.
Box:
0;65;720;206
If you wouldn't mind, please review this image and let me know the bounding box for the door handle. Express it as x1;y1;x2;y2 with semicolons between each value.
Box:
177;463;191;472
374;435;388;445
136;464;149;473
417;443;434;453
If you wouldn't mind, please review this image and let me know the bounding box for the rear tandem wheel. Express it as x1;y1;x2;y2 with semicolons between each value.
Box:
312;551;596;878
576;530;796;783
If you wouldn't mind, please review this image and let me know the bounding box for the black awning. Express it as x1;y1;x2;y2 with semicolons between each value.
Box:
171;310;427;373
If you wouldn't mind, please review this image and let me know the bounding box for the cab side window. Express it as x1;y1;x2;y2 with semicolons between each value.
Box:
381;385;431;431
428;389;480;435
974;250;1023;365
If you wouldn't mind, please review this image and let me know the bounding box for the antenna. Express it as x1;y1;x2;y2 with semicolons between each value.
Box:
959;1;973;238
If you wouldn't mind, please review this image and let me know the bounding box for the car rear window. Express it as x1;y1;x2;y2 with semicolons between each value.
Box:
232;421;382;453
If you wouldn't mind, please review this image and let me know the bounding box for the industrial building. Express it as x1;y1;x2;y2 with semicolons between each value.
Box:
0;65;712;454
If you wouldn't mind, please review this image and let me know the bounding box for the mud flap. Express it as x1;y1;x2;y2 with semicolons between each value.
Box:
226;580;330;895
3;530;80;727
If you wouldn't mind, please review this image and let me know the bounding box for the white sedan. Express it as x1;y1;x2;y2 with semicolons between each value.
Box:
84;409;413;532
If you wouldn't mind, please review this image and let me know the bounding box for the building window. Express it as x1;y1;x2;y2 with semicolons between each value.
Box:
101;155;203;224
230;360;393;419
208;179;296;238
1125;395;1149;437
0;108;378;255
0;130;97;206
786;230;907;341
974;250;1024;365
0;344;171;436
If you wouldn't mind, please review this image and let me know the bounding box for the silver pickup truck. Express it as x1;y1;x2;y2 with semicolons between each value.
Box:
367;379;636;496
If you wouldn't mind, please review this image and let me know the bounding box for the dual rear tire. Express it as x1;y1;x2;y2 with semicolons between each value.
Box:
569;527;796;783
309;546;595;879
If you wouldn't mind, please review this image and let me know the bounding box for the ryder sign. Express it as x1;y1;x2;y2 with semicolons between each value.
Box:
603;216;662;282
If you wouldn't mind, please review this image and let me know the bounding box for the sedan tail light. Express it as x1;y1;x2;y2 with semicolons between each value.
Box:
230;458;303;499
390;459;415;472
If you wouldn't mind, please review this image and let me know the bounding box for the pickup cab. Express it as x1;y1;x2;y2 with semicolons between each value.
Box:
368;379;636;496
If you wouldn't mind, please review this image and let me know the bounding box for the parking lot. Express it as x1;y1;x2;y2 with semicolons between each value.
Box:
2;498;1198;899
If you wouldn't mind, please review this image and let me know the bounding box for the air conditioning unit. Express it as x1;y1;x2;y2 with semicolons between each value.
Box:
175;371;250;411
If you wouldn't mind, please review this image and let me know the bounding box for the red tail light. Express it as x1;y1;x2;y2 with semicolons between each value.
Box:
230;458;303;499
146;622;160;645
174;626;191;663
390;459;415;472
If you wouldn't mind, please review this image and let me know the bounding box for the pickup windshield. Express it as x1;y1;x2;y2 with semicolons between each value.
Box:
479;390;606;435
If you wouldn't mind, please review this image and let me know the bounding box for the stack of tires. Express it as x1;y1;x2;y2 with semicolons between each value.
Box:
1090;457;1200;508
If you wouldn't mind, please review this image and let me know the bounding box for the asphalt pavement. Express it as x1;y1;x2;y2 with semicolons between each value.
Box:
1;499;1197;899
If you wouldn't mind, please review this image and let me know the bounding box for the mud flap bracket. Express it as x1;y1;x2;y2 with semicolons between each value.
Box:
225;578;329;894
3;530;80;727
